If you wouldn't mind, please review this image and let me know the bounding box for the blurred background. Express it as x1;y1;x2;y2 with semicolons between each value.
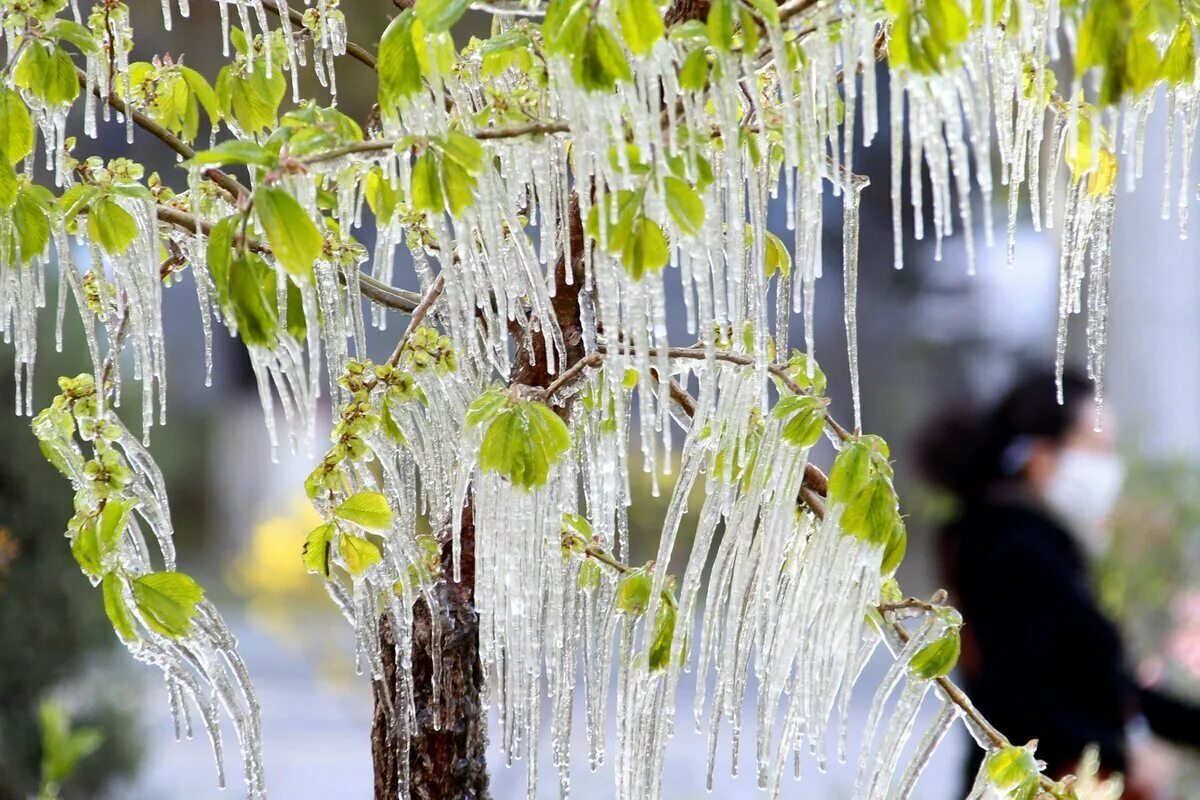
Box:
3;1;1200;798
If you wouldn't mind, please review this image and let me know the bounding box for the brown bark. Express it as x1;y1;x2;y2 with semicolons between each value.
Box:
373;502;489;800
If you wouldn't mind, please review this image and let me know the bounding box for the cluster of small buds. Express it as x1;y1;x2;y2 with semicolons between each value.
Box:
400;326;457;375
80;269;115;315
323;234;368;269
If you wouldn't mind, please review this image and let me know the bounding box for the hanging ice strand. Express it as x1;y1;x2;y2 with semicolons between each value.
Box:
32;375;264;797
1056;110;1117;418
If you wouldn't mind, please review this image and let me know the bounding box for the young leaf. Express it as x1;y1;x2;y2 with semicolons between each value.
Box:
647;598;677;670
707;0;735;53
678;48;711;91
302;522;336;577
334;491;394;531
254;186;323;282
338;532;383;575
880;517;907;574
985;745;1040;790
621;217;669;280
616;0;665;57
411;150;444;214
228;252;280;347
102;573;138;643
416;0;472;34
839;474;899;546
131;571;205;639
0;162;16;210
378;11;424;110
478;399;571;490
98;497;137;554
909;629;961;680
190;139;276;167
86;197;139;256
663;176;705;236
614;569;653;615
0;88;34;164
773;395;826;449
828;440;871;504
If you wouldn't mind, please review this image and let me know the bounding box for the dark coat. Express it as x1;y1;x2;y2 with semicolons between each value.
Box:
942;498;1200;785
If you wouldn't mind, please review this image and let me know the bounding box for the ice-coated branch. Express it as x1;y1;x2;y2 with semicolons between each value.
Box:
387;274;446;365
259;0;379;70
152;203;422;312
75;67;249;201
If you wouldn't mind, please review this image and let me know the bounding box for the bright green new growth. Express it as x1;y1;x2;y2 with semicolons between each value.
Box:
469;389;572;490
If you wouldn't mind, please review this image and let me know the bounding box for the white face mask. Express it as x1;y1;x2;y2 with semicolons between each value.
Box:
1041;448;1126;557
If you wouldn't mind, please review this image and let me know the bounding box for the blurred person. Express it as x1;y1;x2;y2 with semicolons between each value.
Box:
916;368;1200;799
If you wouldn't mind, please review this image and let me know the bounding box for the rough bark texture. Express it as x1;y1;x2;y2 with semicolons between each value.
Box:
373;502;489;800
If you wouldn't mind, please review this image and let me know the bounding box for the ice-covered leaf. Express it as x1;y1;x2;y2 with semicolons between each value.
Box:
840;474;899;546
909;629;960;679
663;176;704;237
621;217;669;280
416;0;472;33
615;569;652;615
131;571;204;639
334;491;394;531
985;745;1040;790
102;573;138;643
616;0;665;57
647;597;676;670
477;398;571;489
773;395;826;449
303;522;336;577
378;11;424;109
338;532;383;575
86;197;139;256
0;88;34;165
255;186;323;282
828;441;872;504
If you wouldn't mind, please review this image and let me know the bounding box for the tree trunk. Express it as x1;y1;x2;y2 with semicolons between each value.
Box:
372;502;489;800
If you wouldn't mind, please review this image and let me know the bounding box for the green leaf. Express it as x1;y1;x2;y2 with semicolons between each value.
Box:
47;19;99;54
71;518;102;576
38;700;102;789
378;11;424;110
614;569;652;615
543;0;592;55
909;629;961;680
880;517;907;574
87;197;139;256
255;186;323;282
338;532;383;574
58;183;99;221
191;139;276;167
828;441;871;504
206;215;237;306
14;43;79;106
228;251;280;347
131;571;204;639
574;24;633;91
663;176;705;237
14;185;52;262
707;0;735;53
0;88;34;164
0;162;16;211
302;522;336;577
985;745;1040;790
365;166;401;224
647;597;676;670
416;0;472;33
764;231;791;277
616;0;666;57
179;66;220;125
1162;23;1195;84
102;573;139;643
744;0;780;26
98;497;136;554
621;217;669;280
477;399;571;489
678;48;711;91
773;395;826;449
442;158;476;217
334;491;394;531
411;150;444;214
839;474;899;546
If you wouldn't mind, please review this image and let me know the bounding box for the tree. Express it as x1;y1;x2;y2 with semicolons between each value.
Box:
0;0;1183;796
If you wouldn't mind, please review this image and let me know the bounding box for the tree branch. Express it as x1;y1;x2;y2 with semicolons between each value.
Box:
387;274;445;364
76;67;249;200
260;0;379;70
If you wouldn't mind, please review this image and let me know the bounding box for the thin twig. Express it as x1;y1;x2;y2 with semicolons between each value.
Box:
302;120;572;165
260;0;378;70
75;67;249;200
387;274;445;365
